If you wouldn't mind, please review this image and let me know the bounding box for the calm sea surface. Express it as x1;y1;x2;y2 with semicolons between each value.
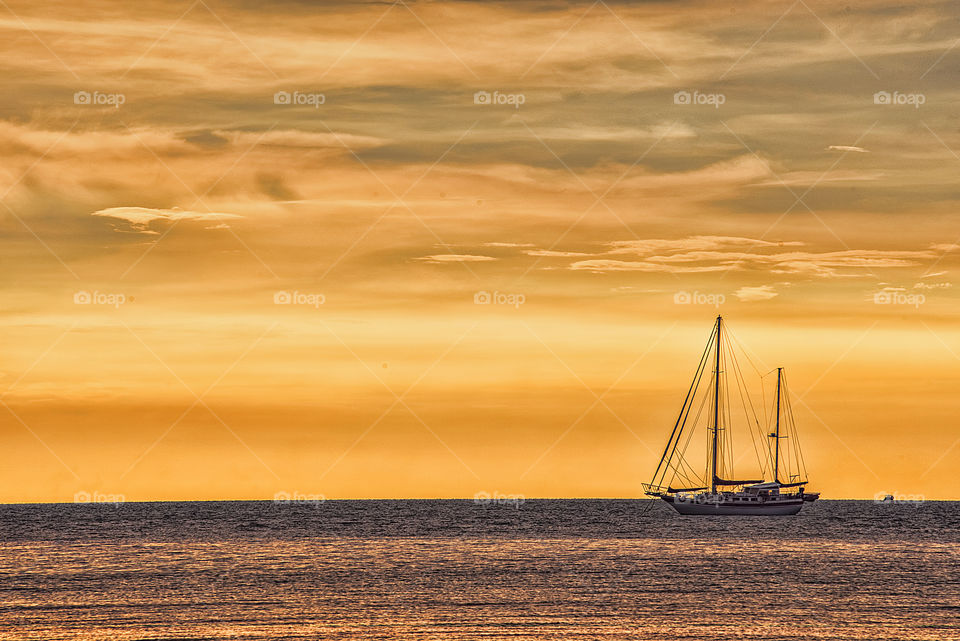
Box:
0;500;957;640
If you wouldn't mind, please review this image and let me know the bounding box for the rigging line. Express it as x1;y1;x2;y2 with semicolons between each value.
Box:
727;352;738;477
781;378;798;482
784;371;808;480
779;371;798;477
726;331;771;477
658;377;707;489
758;366;779;430
727;333;766;430
721;332;742;477
727;324;775;449
737;351;766;475
707;368;717;483
666;438;701;486
667;336;715;489
765;391;778;474
666;377;710;487
728;332;766;475
786;386;797;478
761;368;767;429
726;335;740;480
667;340;711;477
637;496;658;517
650;328;714;488
721;335;735;480
725;324;766;379
671;384;711;487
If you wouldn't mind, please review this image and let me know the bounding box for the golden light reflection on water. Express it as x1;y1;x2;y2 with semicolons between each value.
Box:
1;529;957;640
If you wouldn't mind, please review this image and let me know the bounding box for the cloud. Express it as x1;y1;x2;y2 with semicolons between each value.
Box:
416;254;497;264
526;249;592;257
565;237;934;277
607;236;802;256
222;130;384;150
930;243;960;253
753;169;884;188
92;207;242;233
569;259;728;273
827;145;869;153
535;122;697;142
735;285;778;301
483;242;535;248
257;173;300;201
758;250;928;277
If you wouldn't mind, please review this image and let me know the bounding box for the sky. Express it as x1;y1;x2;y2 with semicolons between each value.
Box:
1;0;959;502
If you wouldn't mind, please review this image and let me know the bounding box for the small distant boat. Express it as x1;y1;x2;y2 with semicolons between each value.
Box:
644;316;820;515
882;494;895;503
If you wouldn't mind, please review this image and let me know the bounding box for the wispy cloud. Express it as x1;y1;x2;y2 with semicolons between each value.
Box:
92;207;242;234
606;236;803;256
569;259;728;273
565;237;936;278
735;285;778;301
827;145;869;153
415;254;497;264
525;249;592;257
483;242;535;248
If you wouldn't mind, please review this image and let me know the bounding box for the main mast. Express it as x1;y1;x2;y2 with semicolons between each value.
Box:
774;367;782;483
711;315;721;494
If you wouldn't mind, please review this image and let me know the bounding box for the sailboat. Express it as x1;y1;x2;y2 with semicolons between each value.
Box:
644;316;820;515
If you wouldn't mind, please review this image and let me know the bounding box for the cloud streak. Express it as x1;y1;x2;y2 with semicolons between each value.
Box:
92;207;242;233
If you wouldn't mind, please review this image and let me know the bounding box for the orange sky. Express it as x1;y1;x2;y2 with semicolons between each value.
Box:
1;0;959;502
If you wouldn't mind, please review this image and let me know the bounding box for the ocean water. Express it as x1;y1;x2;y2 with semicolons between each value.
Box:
0;500;957;640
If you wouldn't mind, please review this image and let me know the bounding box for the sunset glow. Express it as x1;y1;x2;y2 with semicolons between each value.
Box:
2;0;959;502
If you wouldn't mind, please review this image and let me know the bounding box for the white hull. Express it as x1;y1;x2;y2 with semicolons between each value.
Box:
664;496;804;516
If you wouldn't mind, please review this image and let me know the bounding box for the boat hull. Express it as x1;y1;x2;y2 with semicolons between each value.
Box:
662;496;805;516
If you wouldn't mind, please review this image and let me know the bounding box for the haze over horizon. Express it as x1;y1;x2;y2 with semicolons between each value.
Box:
2;0;960;502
